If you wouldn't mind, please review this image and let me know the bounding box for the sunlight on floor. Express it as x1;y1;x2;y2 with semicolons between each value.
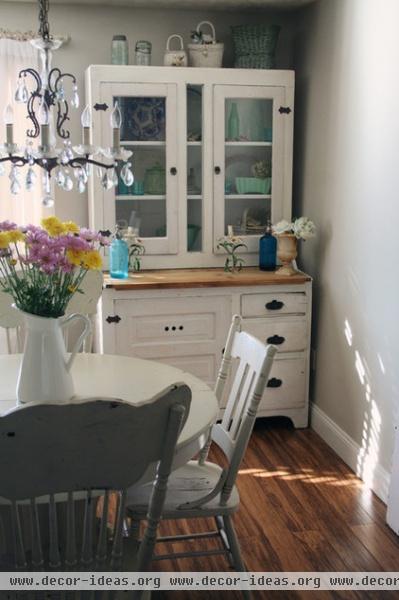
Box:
238;467;360;487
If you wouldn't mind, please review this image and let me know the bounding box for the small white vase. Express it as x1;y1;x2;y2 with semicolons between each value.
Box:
15;308;91;406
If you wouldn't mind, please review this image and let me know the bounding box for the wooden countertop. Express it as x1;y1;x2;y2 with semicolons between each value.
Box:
104;267;311;290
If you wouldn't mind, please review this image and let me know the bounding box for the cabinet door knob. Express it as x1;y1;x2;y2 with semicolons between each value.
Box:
170;167;177;175
214;166;221;175
267;334;285;345
265;300;284;310
267;378;282;388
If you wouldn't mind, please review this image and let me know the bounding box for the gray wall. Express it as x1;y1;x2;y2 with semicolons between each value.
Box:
293;0;399;496
0;1;294;226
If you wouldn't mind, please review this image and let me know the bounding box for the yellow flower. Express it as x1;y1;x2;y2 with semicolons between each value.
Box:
82;250;102;270
66;249;85;266
9;259;17;266
7;230;25;244
41;216;67;237
67;285;77;293
0;232;10;248
63;221;80;234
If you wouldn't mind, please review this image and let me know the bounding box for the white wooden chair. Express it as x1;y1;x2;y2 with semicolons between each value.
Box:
0;383;191;593
0;270;103;354
126;315;276;591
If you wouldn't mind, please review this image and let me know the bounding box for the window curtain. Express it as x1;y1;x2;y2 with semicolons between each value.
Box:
0;37;43;226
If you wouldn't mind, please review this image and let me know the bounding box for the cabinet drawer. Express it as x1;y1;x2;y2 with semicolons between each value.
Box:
241;292;307;317
261;357;306;410
242;318;307;353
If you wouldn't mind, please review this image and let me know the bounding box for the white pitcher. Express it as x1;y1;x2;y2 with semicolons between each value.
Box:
15;309;91;405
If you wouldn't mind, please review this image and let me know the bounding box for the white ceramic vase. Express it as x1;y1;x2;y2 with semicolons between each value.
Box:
276;233;298;276
15;308;91;406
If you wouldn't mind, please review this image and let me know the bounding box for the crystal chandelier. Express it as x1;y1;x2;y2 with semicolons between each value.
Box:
1;0;133;207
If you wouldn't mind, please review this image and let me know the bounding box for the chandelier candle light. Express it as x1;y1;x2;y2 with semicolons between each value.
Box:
1;0;134;207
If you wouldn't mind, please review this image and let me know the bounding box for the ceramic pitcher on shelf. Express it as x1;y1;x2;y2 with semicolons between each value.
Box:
15;308;91;406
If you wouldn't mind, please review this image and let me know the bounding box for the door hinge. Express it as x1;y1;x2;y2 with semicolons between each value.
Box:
279;106;292;114
106;315;121;324
93;102;108;111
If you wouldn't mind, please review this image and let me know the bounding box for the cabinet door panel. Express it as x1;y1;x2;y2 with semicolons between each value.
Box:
213;84;287;254
96;82;178;255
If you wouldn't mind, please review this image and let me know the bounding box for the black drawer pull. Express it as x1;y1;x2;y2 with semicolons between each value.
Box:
267;378;282;388
267;335;285;345
265;300;284;310
170;167;177;175
214;166;221;175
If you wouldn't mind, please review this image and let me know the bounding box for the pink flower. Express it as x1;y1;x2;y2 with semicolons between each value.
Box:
0;220;17;231
62;235;91;252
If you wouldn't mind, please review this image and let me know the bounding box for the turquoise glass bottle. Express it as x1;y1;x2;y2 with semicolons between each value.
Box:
259;220;276;271
227;102;240;140
110;229;129;279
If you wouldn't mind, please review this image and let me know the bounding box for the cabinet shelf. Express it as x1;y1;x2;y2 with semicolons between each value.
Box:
224;141;272;147
187;194;202;200
187;141;202;146
116;194;166;201
121;141;166;147
225;194;272;200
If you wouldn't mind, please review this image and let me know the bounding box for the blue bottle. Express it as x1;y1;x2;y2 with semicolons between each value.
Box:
110;228;129;279
259;220;276;271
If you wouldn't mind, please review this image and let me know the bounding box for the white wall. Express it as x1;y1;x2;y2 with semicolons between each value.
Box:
293;0;399;500
0;1;294;226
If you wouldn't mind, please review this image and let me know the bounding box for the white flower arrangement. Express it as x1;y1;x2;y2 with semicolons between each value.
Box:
273;217;316;241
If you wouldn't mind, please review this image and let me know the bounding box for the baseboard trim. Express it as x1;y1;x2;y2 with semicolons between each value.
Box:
310;403;390;504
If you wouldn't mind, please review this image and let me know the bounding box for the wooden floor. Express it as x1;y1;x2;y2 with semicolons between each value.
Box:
149;418;399;600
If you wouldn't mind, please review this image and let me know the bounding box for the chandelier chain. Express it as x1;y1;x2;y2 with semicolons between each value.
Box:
38;0;50;40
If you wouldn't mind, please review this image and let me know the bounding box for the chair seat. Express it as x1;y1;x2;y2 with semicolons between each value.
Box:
127;460;240;519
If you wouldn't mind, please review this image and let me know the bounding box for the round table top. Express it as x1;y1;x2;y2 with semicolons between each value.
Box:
0;353;218;454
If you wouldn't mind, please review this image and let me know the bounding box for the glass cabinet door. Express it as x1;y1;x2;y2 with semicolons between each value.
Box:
99;82;178;255
213;84;285;253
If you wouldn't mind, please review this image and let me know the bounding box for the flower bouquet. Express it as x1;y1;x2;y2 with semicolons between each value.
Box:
0;217;108;406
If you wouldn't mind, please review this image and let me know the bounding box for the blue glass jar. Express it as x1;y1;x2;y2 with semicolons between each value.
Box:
110;236;129;279
259;221;276;271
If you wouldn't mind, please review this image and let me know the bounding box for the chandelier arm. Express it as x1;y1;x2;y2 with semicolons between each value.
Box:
18;68;43;138
56;99;71;139
68;157;117;170
0;156;28;167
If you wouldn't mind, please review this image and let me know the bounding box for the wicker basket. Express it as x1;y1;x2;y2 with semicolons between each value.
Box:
231;24;280;69
188;21;224;68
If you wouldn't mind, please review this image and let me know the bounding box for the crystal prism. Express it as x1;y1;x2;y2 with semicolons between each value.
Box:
111;167;118;187
63;173;73;191
11;179;21;195
101;170;113;190
42;194;54;208
121;162;134;187
0;163;5;176
55;167;65;187
71;85;80;109
78;179;86;194
25;167;36;190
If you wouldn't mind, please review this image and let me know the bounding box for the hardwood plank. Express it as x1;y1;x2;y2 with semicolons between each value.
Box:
134;418;399;599
104;267;311;290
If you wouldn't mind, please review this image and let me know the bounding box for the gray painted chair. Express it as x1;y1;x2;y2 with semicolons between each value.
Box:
0;269;103;354
0;384;191;593
126;315;276;591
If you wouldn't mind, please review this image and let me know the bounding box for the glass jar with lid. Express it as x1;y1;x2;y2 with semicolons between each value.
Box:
135;41;152;66
111;35;129;65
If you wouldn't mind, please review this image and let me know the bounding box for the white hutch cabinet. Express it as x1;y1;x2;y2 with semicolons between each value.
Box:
85;66;294;267
86;66;312;428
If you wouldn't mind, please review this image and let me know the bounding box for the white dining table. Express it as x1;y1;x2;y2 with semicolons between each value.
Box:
0;353;219;475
